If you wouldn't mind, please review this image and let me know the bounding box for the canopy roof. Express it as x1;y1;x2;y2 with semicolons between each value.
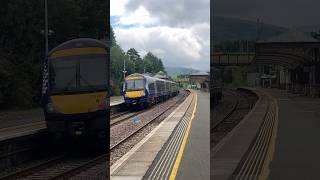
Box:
254;30;320;69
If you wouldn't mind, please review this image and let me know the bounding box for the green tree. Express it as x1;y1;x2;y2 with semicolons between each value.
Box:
142;52;165;74
127;48;144;73
0;0;108;108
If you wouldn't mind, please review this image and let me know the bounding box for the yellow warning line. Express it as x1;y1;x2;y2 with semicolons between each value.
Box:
169;92;198;180
259;95;279;180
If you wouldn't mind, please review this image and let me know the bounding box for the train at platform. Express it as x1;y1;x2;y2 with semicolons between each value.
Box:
41;38;109;144
123;73;179;107
211;67;223;106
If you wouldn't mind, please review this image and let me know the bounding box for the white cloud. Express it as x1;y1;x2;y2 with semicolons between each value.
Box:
111;0;210;71
110;0;128;16
118;6;157;26
126;0;210;27
114;25;209;70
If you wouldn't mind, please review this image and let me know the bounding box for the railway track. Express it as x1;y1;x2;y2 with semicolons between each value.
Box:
110;91;189;150
0;153;107;180
110;92;188;127
211;89;257;148
211;90;239;129
110;110;146;126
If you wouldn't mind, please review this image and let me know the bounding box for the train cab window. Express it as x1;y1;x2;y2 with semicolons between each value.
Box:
79;56;107;90
50;58;77;91
126;79;144;91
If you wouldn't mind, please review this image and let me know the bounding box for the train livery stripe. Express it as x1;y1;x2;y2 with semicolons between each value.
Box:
51;91;107;114
126;90;145;98
50;47;107;58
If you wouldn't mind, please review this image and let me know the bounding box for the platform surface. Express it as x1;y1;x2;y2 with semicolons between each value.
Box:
110;96;124;106
142;90;209;180
263;89;320;180
175;90;210;180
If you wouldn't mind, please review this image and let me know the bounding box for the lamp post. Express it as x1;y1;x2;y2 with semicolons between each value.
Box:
44;0;48;57
123;57;127;81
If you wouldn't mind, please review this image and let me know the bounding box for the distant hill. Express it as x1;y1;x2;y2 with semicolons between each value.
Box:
165;66;199;77
296;25;320;33
212;16;288;45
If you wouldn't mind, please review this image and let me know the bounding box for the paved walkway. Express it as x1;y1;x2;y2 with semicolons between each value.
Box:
264;89;320;180
175;91;210;180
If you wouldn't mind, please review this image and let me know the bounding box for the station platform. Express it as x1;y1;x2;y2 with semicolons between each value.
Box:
110;96;124;106
212;88;320;179
262;89;320;180
0;96;124;141
110;90;209;180
174;91;210;180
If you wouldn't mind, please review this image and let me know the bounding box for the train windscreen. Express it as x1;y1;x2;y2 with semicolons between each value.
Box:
79;56;107;89
50;55;107;92
126;79;144;91
50;58;77;91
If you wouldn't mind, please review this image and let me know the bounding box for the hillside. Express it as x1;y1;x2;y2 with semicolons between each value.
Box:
296;25;320;33
212;16;288;44
165;66;199;77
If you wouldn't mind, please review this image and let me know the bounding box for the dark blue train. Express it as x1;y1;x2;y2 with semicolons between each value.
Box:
123;73;179;107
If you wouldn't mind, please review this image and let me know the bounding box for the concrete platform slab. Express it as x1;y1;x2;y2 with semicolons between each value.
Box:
111;176;141;180
0;121;46;141
141;90;208;180
262;88;320;180
111;96;124;106
211;88;272;180
175;91;210;180
129;151;159;162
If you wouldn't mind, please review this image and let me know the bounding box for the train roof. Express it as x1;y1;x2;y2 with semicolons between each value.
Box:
48;38;108;56
126;73;177;84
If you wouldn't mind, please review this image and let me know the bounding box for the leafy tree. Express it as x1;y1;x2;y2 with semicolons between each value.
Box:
0;0;108;108
142;52;165;74
109;28;166;95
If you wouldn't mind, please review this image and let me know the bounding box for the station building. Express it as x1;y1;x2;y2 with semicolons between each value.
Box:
212;30;320;98
189;71;210;91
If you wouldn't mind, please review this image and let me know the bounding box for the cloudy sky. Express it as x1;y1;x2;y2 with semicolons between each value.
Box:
111;0;210;71
213;0;320;27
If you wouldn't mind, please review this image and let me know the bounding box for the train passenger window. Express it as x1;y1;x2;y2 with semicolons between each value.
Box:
149;83;155;93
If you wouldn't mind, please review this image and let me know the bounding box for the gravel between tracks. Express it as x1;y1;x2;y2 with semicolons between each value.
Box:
211;89;257;149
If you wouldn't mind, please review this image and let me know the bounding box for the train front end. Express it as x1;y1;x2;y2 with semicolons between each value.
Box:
42;38;109;142
123;74;148;107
